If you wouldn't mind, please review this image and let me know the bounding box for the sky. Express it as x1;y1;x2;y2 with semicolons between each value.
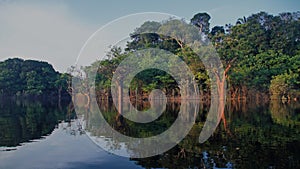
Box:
0;0;299;72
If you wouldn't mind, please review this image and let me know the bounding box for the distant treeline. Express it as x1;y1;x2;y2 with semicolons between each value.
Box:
0;58;70;99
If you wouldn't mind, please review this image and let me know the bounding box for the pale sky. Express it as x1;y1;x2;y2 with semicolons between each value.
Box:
0;0;299;72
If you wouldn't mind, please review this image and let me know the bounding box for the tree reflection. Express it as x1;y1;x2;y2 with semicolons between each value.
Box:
81;99;300;168
0;97;74;147
270;99;300;127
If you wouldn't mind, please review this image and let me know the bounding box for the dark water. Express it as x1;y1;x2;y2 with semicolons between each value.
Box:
0;98;299;169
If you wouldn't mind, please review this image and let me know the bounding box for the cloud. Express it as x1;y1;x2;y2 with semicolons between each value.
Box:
0;2;94;72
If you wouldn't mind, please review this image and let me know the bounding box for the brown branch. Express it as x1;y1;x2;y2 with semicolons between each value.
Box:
175;38;184;49
224;57;237;77
165;37;184;49
224;64;231;75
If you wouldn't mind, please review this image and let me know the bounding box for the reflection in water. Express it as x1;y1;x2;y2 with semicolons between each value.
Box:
0;120;142;169
0;98;299;168
270;99;300;127
0;97;74;148
80;99;199;157
81;99;300;168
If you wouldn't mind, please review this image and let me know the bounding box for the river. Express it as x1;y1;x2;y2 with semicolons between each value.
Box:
0;98;299;168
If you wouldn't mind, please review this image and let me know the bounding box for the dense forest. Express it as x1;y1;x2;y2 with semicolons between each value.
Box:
1;11;299;102
0;58;70;99
78;11;300;101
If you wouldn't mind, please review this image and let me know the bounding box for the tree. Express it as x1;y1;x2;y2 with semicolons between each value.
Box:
191;12;211;34
210;26;225;36
55;73;71;102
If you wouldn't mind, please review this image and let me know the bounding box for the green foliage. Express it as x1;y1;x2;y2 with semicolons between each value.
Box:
79;11;300;99
210;11;300;97
270;73;299;98
191;12;211;34
0;58;69;97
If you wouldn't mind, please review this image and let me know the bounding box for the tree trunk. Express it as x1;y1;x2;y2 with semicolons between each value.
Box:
117;81;123;115
214;63;232;132
218;79;226;130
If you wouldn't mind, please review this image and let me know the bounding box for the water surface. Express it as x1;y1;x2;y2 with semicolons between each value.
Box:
0;98;299;169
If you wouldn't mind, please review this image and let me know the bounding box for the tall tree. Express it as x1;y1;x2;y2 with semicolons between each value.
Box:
191;12;211;34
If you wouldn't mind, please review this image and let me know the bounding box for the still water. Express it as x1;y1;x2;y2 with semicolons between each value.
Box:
0;98;299;169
